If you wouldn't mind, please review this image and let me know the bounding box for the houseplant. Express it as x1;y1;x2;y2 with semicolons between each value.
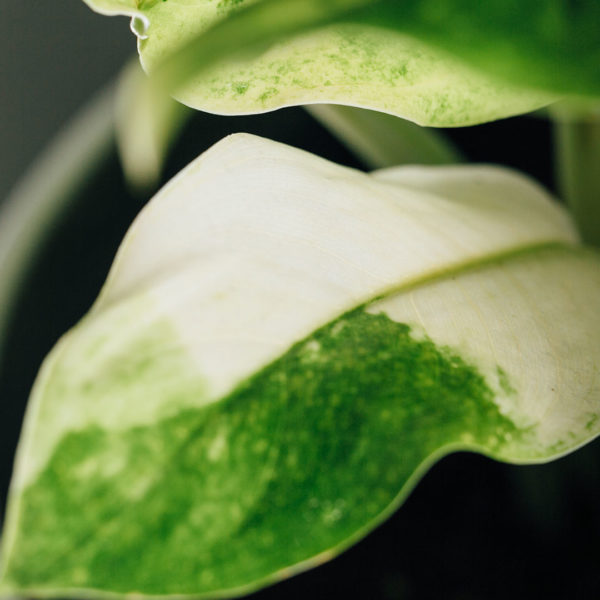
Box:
1;1;600;600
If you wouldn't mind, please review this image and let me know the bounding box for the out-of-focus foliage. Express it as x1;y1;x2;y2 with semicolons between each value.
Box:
81;0;599;125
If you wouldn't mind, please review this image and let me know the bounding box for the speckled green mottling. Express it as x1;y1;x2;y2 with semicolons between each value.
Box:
83;0;599;124
497;367;516;397
217;0;247;14
2;310;520;597
233;81;249;94
188;24;550;126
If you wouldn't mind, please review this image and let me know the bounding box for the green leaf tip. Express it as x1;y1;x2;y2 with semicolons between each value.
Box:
81;0;600;126
2;134;600;598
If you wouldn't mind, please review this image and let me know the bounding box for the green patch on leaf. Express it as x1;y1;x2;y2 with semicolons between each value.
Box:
1;310;522;597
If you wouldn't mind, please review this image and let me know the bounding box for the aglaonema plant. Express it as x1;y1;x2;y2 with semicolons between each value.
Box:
1;0;600;598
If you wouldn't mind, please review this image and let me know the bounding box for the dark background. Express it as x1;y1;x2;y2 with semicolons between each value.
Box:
2;2;600;599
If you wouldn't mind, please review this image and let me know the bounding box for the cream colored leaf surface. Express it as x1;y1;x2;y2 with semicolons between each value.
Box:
1;134;599;599
156;25;553;126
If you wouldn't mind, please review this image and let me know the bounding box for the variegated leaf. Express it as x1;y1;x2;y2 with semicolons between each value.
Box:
1;134;599;598
80;0;600;125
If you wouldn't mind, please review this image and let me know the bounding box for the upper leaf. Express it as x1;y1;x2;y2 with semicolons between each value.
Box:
80;0;600;125
1;134;600;598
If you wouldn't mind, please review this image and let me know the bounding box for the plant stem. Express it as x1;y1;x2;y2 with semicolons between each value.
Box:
553;107;600;246
306;104;462;169
0;85;116;367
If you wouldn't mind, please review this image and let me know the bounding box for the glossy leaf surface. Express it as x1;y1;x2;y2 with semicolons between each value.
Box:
81;0;600;125
2;134;600;598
